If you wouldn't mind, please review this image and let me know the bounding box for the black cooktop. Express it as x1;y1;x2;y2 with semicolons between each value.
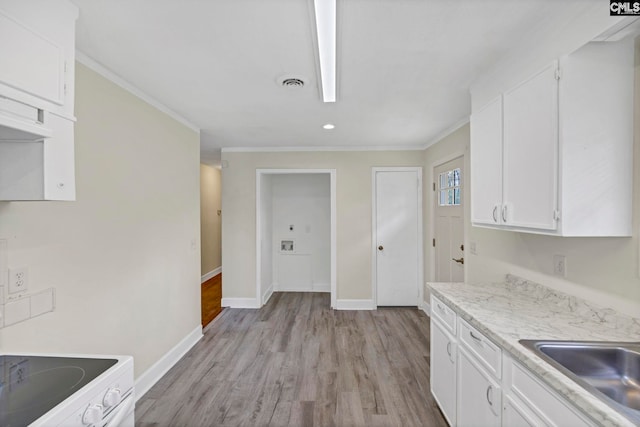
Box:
0;355;117;427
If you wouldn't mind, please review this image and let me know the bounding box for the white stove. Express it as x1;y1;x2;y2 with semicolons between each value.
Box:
0;353;134;427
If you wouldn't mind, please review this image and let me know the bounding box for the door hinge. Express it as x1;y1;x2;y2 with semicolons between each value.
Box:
432;238;436;247
554;68;561;80
432;182;436;191
553;210;561;221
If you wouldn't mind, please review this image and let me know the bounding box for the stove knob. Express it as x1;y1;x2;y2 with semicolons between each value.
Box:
103;388;122;407
82;403;103;425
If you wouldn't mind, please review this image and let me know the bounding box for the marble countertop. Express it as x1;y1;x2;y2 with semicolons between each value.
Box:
428;275;640;427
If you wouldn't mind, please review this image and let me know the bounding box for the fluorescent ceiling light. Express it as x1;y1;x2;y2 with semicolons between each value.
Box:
323;123;335;130
314;0;336;103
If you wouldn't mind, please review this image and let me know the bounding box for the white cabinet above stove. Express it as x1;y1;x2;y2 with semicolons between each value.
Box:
0;0;78;201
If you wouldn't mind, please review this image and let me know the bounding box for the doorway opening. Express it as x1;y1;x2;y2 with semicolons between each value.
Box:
256;169;337;308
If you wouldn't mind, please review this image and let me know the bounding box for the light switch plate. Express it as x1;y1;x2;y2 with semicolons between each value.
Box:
469;241;477;255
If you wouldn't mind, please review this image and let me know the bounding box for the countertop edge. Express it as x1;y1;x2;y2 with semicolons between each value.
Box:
428;284;637;427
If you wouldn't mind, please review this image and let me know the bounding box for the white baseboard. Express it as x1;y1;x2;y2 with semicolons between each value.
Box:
262;283;274;305
420;301;431;317
221;297;259;309
313;283;330;292
135;325;202;401
335;299;375;310
274;286;330;293
201;266;222;283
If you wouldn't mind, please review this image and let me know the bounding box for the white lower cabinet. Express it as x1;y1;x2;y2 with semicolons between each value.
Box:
457;346;501;426
503;394;543;427
502;355;594;427
429;296;594;427
431;317;457;425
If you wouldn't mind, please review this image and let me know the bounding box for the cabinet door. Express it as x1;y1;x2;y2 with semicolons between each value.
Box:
430;319;456;425
457;347;501;427
43;114;75;200
503;62;558;230
0;10;64;105
470;96;503;226
503;395;542;427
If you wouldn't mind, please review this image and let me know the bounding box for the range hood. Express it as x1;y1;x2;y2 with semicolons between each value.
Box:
0;95;52;141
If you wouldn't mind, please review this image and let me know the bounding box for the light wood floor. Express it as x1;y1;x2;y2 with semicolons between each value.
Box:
136;292;447;427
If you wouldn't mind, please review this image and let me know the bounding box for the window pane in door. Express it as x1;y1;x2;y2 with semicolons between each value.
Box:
438;167;462;206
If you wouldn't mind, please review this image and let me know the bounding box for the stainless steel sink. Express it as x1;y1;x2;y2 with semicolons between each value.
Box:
519;340;640;425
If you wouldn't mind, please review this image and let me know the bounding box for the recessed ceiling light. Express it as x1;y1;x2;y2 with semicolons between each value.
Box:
323;124;335;130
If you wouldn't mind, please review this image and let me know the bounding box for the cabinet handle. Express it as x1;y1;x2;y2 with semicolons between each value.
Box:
486;385;493;406
446;341;451;357
469;330;484;346
501;205;508;223
492;206;498;223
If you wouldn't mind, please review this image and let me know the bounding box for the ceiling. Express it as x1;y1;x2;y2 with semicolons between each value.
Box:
71;0;598;165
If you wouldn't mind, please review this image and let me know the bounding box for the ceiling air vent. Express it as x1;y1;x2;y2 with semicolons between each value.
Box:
281;78;304;88
277;76;306;89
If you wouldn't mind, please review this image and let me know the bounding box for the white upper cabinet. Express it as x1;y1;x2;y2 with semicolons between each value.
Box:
0;0;78;201
471;38;634;236
470;97;503;226
0;113;75;201
503;62;559;231
0;0;78;116
0;11;65;106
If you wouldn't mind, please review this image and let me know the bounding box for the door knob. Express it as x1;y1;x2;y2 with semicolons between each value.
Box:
378;246;384;251
452;257;464;265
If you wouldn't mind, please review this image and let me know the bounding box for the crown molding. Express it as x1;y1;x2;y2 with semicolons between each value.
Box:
221;145;425;153
75;51;200;133
422;117;470;150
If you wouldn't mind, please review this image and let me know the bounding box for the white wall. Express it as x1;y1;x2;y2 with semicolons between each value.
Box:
259;173;273;303
271;174;330;292
0;63;201;377
222;150;425;303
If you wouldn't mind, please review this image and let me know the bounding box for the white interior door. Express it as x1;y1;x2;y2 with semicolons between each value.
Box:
375;169;421;306
435;157;464;282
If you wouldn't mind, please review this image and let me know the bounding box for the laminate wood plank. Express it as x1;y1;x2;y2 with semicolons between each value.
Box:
135;292;447;427
335;391;366;427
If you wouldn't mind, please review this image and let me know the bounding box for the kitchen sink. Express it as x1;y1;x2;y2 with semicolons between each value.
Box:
519;340;640;425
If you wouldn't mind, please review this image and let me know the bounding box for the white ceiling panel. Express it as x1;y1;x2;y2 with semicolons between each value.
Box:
71;0;599;164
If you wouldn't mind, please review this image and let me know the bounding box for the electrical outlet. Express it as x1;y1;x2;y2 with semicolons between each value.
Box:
8;267;28;294
553;255;567;277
